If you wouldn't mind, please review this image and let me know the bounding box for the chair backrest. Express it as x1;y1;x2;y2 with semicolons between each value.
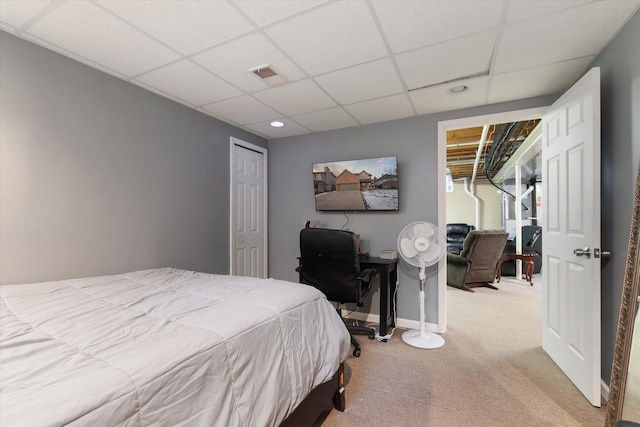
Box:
298;227;361;303
446;223;475;243
522;225;542;252
460;230;509;283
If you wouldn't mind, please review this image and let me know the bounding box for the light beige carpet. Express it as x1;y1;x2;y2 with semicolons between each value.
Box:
320;276;606;426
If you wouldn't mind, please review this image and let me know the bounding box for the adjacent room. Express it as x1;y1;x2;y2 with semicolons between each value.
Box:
1;1;639;426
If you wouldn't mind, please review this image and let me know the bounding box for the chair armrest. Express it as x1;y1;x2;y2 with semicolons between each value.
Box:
357;268;375;283
446;253;468;265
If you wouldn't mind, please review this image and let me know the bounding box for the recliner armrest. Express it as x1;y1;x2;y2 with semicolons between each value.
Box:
446;253;468;265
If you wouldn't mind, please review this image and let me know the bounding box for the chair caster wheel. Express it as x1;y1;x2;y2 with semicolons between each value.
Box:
367;333;374;340
353;348;361;357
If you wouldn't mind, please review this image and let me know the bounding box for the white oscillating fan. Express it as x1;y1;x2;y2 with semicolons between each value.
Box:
397;221;446;349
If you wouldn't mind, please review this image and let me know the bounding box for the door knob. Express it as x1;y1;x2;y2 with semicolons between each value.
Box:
594;248;610;258
573;247;591;258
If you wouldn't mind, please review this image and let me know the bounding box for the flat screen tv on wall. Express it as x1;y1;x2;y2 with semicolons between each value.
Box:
312;156;399;211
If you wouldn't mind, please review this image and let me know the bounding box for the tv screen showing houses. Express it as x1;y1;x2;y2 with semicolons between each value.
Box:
312;156;399;211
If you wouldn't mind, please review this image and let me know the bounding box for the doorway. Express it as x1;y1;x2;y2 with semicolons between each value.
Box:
437;106;547;332
229;137;268;278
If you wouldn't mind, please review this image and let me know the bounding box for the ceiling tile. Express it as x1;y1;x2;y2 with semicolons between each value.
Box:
0;0;51;29
487;57;593;104
133;60;242;106
192;32;305;93
291;107;358;132
344;94;414;125
409;76;489;115
232;0;328;27
24;1;179;76
494;1;640;73
372;0;503;53
202;95;281;125
97;0;254;55
253;79;336;116
265;0;387;75
504;0;593;24
315;58;404;105
396;30;496;90
245;120;311;139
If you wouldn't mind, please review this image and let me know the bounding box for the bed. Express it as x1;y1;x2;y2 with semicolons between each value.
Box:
0;267;351;426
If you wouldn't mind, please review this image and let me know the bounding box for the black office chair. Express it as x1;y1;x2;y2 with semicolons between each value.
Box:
296;227;376;357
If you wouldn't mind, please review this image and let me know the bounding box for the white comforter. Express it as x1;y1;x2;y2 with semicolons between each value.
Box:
0;268;350;426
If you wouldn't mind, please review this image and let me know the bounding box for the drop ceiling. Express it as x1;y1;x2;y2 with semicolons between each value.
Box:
1;0;638;140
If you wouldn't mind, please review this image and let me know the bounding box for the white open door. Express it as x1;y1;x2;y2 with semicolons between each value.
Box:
230;138;268;278
542;67;601;406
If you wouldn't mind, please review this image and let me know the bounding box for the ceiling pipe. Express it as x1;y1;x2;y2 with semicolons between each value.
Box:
518;185;535;204
514;164;524;279
465;125;490;228
471;125;490;186
463;178;480;228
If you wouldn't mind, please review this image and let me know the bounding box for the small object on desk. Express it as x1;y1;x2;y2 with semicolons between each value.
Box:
358;252;369;258
380;250;397;259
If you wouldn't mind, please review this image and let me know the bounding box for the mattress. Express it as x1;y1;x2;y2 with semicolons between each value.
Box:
0;268;351;426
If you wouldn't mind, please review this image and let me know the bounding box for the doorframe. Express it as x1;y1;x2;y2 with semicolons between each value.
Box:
437;106;547;332
229;137;268;277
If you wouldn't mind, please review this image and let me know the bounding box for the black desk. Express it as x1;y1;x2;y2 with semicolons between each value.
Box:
359;257;398;342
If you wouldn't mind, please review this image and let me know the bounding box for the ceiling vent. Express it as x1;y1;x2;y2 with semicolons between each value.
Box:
249;64;287;87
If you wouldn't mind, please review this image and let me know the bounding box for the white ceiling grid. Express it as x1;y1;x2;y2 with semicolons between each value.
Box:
0;0;638;139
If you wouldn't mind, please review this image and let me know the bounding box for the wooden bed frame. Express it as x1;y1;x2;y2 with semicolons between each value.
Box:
280;363;345;427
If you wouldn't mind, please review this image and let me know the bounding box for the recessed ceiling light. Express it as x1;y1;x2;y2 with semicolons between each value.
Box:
449;85;468;94
270;121;285;128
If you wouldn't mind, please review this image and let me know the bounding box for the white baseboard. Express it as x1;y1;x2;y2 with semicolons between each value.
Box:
601;379;610;405
343;312;440;333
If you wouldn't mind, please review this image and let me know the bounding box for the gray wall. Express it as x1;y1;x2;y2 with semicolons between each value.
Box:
268;95;555;323
589;10;640;385
0;32;266;285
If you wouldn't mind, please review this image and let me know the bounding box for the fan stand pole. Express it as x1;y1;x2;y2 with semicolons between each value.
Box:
401;268;445;349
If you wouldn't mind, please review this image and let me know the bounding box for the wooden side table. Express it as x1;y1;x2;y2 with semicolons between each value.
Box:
496;253;535;285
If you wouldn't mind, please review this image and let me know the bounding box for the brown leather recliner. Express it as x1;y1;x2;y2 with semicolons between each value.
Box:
447;230;509;292
446;223;475;254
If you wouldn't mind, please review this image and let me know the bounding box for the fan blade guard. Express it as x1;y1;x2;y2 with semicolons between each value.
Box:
400;237;419;259
413;222;434;238
397;221;445;268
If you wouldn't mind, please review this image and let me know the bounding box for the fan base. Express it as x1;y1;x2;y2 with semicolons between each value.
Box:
401;330;445;349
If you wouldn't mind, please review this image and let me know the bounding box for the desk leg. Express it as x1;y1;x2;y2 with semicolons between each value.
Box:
378;267;397;342
379;269;388;340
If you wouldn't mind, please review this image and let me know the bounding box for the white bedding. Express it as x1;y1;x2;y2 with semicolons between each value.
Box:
0;268;350;426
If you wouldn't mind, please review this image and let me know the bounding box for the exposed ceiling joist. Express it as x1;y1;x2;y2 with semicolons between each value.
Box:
446;120;540;181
